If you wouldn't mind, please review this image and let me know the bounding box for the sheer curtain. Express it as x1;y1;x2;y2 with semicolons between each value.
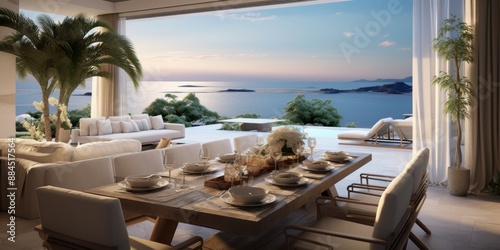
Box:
413;0;465;185
466;0;500;192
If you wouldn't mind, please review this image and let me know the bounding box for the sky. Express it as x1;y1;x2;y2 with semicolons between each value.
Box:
21;0;413;83
126;0;413;82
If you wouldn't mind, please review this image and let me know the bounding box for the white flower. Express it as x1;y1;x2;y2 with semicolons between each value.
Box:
266;126;304;153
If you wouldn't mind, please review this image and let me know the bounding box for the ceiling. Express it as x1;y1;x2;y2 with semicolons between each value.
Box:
19;0;341;19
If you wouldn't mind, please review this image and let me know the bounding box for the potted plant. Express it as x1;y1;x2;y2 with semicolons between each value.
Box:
432;15;475;196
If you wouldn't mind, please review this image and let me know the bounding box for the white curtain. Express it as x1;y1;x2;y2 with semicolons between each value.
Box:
413;0;466;185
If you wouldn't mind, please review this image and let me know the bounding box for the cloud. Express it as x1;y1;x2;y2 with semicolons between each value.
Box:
215;12;276;21
378;40;396;47
336;12;343;15
343;31;355;38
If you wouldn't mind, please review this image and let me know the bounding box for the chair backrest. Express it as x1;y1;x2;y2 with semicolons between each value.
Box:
233;134;258;153
403;147;429;195
44;157;115;190
113;150;164;181
202;139;233;159
372;172;413;245
36;186;130;250
162;143;202;168
367;117;393;138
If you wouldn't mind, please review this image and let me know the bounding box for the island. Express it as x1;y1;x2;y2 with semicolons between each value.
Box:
319;82;412;95
218;89;255;92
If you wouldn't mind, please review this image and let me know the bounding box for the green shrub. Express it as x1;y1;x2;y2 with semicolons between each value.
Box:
281;94;342;127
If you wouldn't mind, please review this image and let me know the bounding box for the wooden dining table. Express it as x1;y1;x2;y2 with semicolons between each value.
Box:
86;150;372;248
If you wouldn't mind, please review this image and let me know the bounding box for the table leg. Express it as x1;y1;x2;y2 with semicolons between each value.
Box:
325;185;339;197
149;217;179;245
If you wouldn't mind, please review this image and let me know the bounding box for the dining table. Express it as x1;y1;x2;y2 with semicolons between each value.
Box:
86;150;372;249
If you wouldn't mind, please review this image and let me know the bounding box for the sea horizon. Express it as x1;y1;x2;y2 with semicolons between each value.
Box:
16;80;412;128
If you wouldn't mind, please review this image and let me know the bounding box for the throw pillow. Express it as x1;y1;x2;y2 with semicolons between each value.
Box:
141;118;151;130
155;138;171;149
121;121;139;133
89;123;98;136
96;120;112;135
131;114;152;128
79;117;105;136
151;115;164;130
110;121;122;133
132;119;143;131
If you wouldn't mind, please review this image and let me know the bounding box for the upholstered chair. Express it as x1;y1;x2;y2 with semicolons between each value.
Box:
113;150;165;182
201;139;233;159
36;186;203;250
285;172;413;250
233;134;258;153
161;143;202;168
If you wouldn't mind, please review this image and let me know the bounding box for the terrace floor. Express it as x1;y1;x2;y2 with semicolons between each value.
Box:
1;125;499;249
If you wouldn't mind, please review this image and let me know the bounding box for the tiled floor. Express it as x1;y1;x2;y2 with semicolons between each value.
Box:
1;124;499;249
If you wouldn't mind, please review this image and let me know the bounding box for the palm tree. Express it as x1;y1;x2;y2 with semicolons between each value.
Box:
0;8;59;141
41;13;142;141
0;8;143;141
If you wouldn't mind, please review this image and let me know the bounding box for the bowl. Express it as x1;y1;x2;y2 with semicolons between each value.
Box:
303;160;330;170
125;174;161;188
324;151;350;161
218;153;237;161
228;186;268;203
183;162;209;172
273;172;302;184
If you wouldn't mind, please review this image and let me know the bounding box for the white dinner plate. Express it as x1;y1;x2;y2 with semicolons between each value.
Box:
322;156;353;163
182;166;218;174
220;193;276;207
215;157;234;163
299;165;335;172
265;177;310;187
118;179;169;191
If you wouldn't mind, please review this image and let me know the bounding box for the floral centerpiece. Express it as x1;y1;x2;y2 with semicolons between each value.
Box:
264;126;305;156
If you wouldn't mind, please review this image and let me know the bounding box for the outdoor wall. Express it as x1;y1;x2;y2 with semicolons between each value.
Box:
0;1;18;138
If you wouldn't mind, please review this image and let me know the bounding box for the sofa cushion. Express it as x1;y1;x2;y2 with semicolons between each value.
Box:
120;121;139;133
151;115;164;130
109;115;131;122
71;139;142;161
139;119;150;130
15;140;74;163
110;121;122;133
96;120;112;136
131;114;152;129
132;120;143;131
79;117;105;136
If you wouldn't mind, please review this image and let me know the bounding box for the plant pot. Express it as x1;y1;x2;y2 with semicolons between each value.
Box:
58;128;71;143
448;167;470;196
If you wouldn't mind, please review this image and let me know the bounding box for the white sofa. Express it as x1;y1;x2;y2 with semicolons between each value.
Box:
70;114;185;145
0;138;141;219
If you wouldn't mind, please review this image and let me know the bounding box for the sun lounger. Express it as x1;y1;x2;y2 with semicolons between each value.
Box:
337;117;394;145
391;117;413;146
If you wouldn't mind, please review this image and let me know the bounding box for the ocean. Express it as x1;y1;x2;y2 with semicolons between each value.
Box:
16;80;412;128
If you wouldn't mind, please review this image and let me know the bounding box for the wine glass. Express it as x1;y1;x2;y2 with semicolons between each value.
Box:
292;143;304;166
225;163;242;187
199;148;209;165
307;137;317;160
269;148;282;175
163;152;175;182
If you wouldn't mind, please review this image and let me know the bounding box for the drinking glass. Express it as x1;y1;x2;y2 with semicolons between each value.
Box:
199;148;209;164
163;152;175;182
269;149;282;175
292;143;304;166
307;137;317;160
225;163;242;187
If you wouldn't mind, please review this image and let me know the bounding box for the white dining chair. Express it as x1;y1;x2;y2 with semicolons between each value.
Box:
162;143;202;168
113;150;165;182
233;134;258;153
201;139;233;159
44;157;115;190
36;186;203;250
